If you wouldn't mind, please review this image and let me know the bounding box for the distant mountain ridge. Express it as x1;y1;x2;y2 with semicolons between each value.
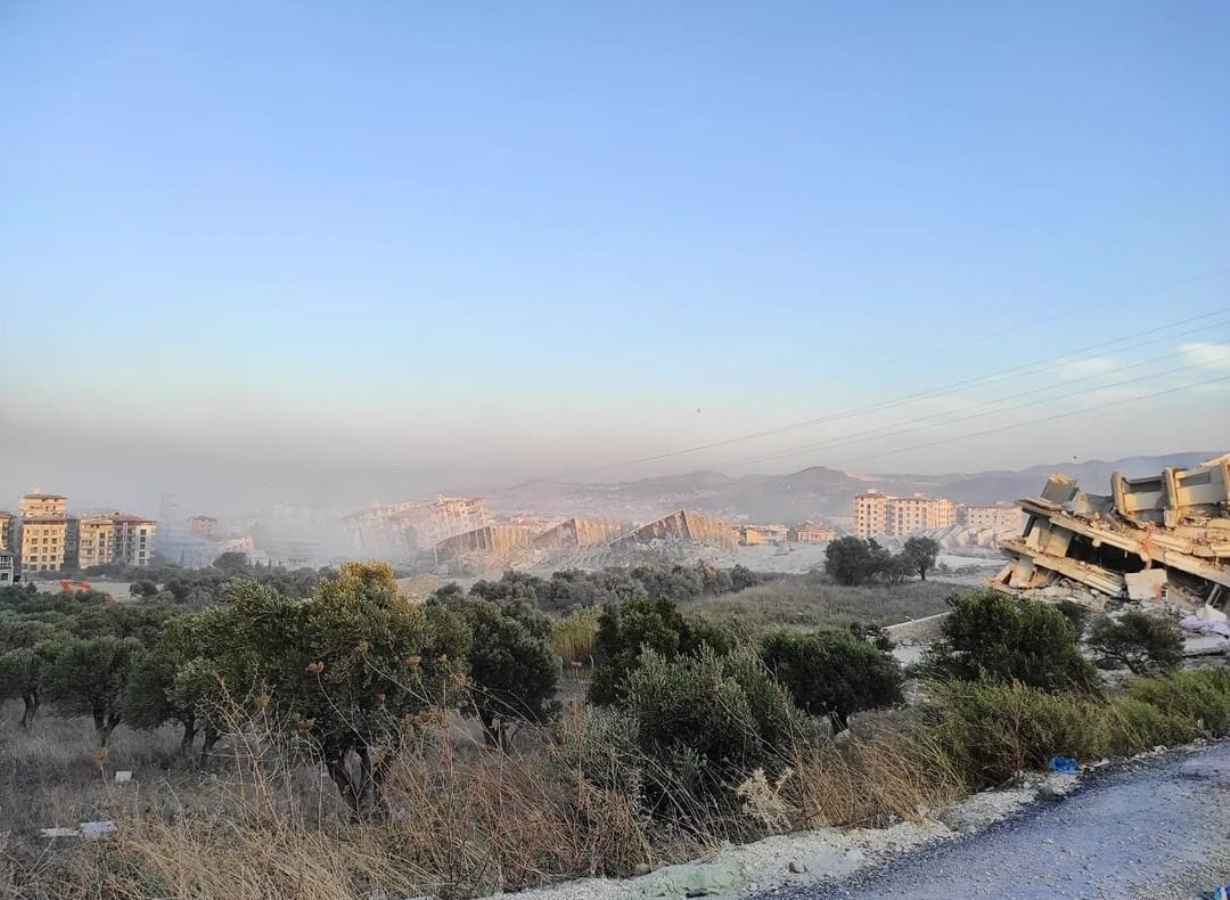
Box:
487;451;1222;525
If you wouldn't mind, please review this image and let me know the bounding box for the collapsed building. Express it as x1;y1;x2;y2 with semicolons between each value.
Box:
993;453;1230;610
435;525;536;562
607;509;738;554
532;517;624;551
343;496;491;561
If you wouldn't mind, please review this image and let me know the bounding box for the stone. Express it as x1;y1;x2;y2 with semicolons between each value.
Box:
788;860;807;874
642;862;741;899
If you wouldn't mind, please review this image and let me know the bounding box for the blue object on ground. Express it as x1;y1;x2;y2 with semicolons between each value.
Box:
1199;887;1230;900
1048;755;1078;774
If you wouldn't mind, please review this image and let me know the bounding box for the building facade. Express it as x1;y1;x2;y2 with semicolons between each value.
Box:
74;513;157;568
19;492;68;518
854;491;956;538
788;521;836;543
0;511;13;551
0;549;13;584
959;504;1025;532
20;516;68;573
854;492;890;538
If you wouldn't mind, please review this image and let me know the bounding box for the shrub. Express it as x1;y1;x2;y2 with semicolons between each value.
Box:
588;595;734;706
1055;600;1091;638
550;607;601;664
450;599;560;749
620;647;810;807
924;679;1108;786
925;591;1100;693
923;669;1230;787
760;630;903;731
1127;668;1230;735
1087;610;1184;675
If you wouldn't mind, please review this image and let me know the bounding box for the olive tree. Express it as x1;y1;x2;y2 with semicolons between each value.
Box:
39;635;142;746
213;564;470;818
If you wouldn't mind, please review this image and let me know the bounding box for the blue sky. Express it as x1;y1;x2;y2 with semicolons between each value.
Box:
1;1;1228;511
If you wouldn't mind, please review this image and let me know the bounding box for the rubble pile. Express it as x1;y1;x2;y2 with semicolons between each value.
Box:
993;453;1230;611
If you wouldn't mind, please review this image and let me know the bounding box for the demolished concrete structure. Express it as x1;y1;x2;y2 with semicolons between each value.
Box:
993;453;1230;610
608;509;738;554
532;517;624;551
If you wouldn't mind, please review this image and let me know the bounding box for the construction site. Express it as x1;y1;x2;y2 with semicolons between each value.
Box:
991;452;1230;629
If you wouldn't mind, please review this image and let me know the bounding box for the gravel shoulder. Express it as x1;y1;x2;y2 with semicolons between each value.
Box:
508;742;1229;900
761;741;1230;900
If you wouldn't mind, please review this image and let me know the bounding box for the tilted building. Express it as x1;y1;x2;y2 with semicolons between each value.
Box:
994;453;1230;609
608;509;738;553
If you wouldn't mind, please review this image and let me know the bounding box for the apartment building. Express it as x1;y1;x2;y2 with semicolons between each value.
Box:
959;504;1025;532
0;549;13;584
113;514;156;566
854;491;890;538
19;491;68;518
77;516;117;569
20;516;69;572
854;491;955;538
0;511;14;551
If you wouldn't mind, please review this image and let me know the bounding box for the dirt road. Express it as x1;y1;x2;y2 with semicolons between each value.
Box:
765;742;1230;900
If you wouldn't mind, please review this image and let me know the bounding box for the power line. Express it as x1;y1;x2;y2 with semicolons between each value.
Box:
716;338;1229;469
821;372;1230;470
555;307;1229;478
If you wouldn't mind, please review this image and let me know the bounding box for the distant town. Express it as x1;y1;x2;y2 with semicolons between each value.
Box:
0;482;1023;585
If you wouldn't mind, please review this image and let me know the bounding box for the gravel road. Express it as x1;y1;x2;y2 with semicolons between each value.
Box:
763;742;1230;900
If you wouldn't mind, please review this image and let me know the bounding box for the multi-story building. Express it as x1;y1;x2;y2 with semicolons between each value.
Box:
886;495;956;535
77;516;117;569
19;491;67;518
959;504;1025;533
75;513;157;568
0;549;13;584
854;491;956;538
112;514;157;566
20;516;69;573
187;515;218;538
854;491;890;538
0;510;14;551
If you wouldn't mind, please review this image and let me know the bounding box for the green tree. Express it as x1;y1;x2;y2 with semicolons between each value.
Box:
129;580;159;598
213;564;470;818
760;629;904;731
39;635;142;746
902;536;940;581
1087;611;1184;675
0;648;46;727
211;551;251;576
824;536;874;586
925;591;1100;693
588;594;734;706
449;598;559;749
122;610;234;755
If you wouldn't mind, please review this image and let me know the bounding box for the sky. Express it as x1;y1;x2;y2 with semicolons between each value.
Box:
1;1;1228;514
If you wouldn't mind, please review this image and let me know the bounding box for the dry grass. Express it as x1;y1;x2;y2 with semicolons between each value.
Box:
688;575;956;641
1;697;970;900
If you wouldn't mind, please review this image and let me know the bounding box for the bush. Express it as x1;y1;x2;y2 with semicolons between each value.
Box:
449;598;560;748
1087;611;1184;675
760;630;903;732
588;595;734;706
621;648;810;808
550;607;601;664
1127;668;1230;735
924;591;1100;693
923;669;1230;787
